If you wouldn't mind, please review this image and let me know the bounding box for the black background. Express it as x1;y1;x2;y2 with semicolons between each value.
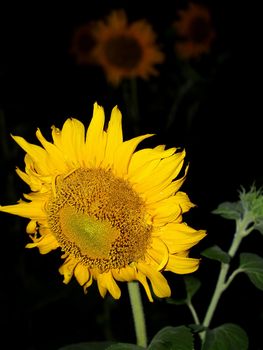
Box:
0;1;262;349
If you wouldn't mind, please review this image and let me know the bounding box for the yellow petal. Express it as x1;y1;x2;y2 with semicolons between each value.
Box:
36;128;68;172
102;105;123;167
112;266;135;282
166;254;200;274
173;191;196;213
136;150;186;193
60;118;86;166
15;167;31;187
26;234;59;254
23;154;49;191
135;270;154;302
12;135;49;175
51;125;63;148
84;102;107;166
149;197;182;225
113;134;153;177
137;262;171;298
112;266;154;302
0;200;46;219
26;220;37;234
74;263;91;286
97;281;107;298
97;271;121;299
144;165;189;204
155;224;206;254
83;275;93;294
128;146;176;180
147;238;169;271
148;191;195;226
59;257;78;284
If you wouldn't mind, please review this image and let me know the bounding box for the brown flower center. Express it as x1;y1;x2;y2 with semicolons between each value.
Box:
104;35;143;69
46;168;151;272
188;16;212;43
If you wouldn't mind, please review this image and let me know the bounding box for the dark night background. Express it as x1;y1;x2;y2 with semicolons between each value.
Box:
0;1;262;349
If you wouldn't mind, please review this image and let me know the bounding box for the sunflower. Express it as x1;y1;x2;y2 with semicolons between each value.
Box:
174;2;215;59
0;103;205;301
90;9;165;86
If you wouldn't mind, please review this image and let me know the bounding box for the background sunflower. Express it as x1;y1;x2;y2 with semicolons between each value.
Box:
0;0;261;349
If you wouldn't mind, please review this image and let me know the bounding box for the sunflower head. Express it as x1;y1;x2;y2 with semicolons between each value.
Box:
90;9;165;86
173;2;215;59
0;103;206;301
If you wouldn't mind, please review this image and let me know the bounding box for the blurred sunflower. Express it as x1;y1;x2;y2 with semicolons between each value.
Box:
0;103;205;301
90;9;165;86
174;2;215;59
70;22;97;65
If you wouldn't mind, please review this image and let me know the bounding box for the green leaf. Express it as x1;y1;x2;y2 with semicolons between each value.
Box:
188;324;206;333
58;341;115;350
184;275;201;300
148;326;193;350
202;323;248;350
166;297;186;306
106;344;144;350
201;245;231;264
212;201;243;220
254;218;263;235
239;253;263;290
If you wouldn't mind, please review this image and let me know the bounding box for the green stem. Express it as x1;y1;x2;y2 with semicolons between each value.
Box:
201;223;244;343
187;300;200;325
224;268;243;290
128;281;147;348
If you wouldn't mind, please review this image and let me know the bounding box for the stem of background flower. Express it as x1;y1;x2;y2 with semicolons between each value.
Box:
200;220;245;343
128;281;147;348
122;78;140;135
165;78;194;130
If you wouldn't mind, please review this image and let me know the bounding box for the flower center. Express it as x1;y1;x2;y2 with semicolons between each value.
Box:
104;35;143;69
46;168;152;272
188;16;212;43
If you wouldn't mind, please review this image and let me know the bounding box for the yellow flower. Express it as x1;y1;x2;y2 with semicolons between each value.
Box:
174;3;215;59
90;9;165;86
0;103;205;301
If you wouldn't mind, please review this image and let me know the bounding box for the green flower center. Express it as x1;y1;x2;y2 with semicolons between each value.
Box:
104;35;143;69
60;206;119;259
47;168;152;272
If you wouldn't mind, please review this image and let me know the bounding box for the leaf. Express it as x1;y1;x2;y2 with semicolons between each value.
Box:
58;342;115;350
239;253;263;290
188;324;206;333
212;201;243;220
201;245;231;264
166;297;187;306
148;326;193;350
254;218;263;235
202;323;248;350
106;344;144;350
184;275;201;300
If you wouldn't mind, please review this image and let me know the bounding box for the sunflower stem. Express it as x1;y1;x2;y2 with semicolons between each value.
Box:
128;281;147;348
200;218;246;343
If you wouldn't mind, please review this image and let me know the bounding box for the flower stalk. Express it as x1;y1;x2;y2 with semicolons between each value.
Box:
200;214;252;343
128;281;148;348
